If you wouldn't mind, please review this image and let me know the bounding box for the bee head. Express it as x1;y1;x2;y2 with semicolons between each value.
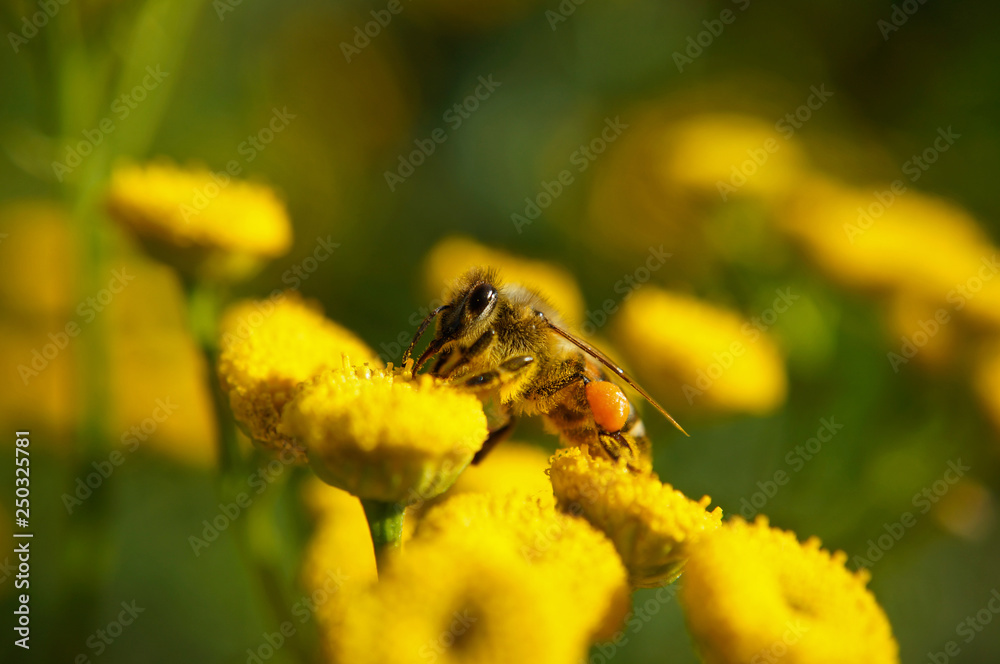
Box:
403;268;500;375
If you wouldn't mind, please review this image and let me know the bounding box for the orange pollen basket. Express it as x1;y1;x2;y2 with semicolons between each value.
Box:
586;381;630;432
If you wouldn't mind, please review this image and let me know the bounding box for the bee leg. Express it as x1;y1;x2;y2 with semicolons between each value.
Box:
462;355;535;391
597;431;650;474
439;329;496;379
472;415;517;465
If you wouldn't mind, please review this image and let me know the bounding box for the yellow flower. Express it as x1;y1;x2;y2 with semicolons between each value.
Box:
106;160;292;281
298;479;378;649
549;447;722;588
584;109;805;273
216;294;377;461
680;516;899;664
613;287;787;415
331;491;627;664
403;441;554;538
415;492;631;642
447;441;553;499
777;176;1000;328
330;532;582;664
423;236;585;325
280;364;486;503
658;113;806;199
883;294;957;371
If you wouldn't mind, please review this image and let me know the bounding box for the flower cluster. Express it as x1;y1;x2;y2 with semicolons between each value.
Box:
102;170;901;663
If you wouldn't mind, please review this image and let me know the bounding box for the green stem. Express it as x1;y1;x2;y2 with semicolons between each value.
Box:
361;499;405;575
182;281;311;663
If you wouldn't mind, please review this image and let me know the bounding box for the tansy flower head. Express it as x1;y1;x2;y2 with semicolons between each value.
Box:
216;294;377;461
549;447;722;588
423;236;585;325
280;364;486;504
613;287;787;415
329;531;584;664
415;492;631;642
680;516;899;664
777;177;1000;329
106;160;292;281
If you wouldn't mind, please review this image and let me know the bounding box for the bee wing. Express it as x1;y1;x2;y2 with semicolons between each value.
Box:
546;320;690;437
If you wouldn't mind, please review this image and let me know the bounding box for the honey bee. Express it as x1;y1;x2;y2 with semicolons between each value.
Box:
402;267;687;470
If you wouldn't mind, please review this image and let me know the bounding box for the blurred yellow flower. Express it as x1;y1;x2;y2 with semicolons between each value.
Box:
585;110;805;276
549;447;722;588
0;201;77;316
281;364;486;503
447;441;553;499
777;177;1000;329
613;287;787;415
299;479;378;651
106;160;292;281
660;113;806;200
402;441;553;547
681;516;899;664
883;294;957;372
216;294;377;461
423;236;585;325
330;531;583;664
415;491;631;642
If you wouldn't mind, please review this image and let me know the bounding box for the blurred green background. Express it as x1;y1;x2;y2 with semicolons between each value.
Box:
2;0;999;662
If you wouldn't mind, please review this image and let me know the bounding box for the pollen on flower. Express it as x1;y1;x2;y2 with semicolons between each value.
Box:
216;294;378;461
680;516;900;664
106;160;292;280
280;364;487;504
549;446;722;588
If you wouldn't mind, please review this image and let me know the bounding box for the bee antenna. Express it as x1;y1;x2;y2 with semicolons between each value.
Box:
402;304;449;376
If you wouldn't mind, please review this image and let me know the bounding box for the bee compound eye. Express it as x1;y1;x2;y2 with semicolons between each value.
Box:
468;283;497;317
